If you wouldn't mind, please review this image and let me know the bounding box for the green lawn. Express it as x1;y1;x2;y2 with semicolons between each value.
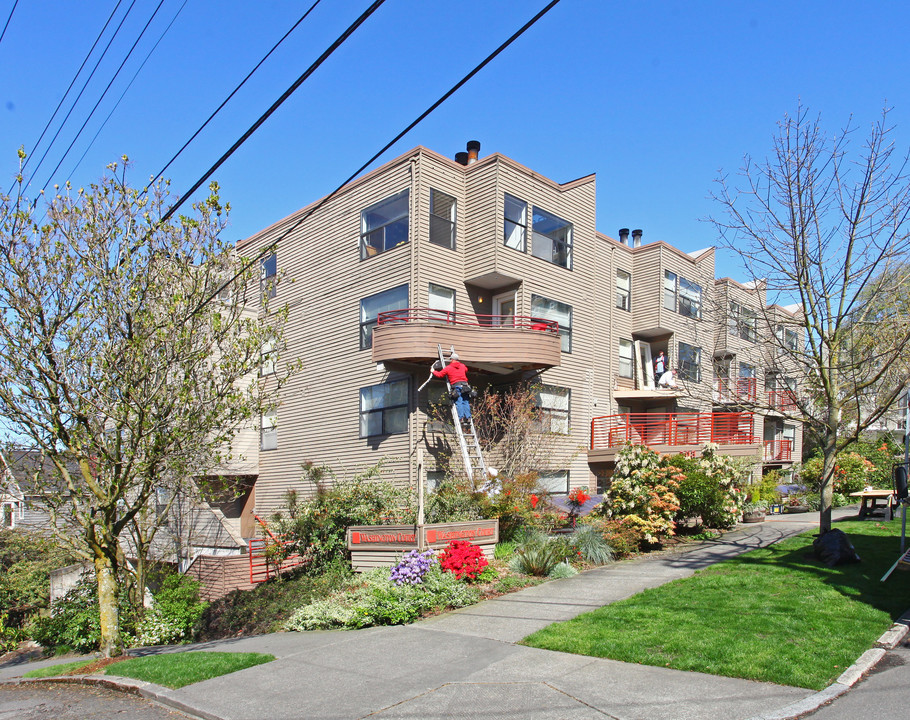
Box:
522;520;910;690
23;659;96;678
105;651;274;688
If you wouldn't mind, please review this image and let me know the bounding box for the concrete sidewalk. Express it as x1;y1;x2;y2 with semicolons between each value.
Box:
1;508;893;720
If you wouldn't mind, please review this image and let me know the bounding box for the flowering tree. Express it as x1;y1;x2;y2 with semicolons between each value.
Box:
0;158;290;656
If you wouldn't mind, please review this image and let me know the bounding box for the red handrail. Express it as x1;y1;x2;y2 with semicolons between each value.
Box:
763;438;793;461
714;377;757;402
249;516;307;583
590;412;756;450
768;389;797;411
377;307;559;333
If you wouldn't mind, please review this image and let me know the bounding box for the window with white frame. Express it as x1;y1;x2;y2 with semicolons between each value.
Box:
776;324;799;354
360;378;409;437
261;410;277;451
361;190;409;259
678;341;701;382
535;385;570;434
618;338;634;378
536;470;569;494
503;194;527;251
678;277;703;319
429;189;456;249
531;206;573;269
729;301;757;342
616;270;631;311
663;270;677;311
428;283;455;324
738;362;756;397
260;340;276;376
360;284;408;349
531;294;572;352
261;252;277;301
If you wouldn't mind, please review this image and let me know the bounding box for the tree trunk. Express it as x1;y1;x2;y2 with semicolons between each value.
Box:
94;552;123;658
818;441;837;534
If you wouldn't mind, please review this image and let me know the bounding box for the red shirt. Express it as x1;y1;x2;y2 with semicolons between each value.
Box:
432;360;469;385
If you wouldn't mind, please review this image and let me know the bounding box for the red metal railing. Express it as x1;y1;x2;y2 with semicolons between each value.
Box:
377;307;559;333
248;514;306;584
590;412;756;450
714;377;757;402
764;438;793;462
768;389;797;412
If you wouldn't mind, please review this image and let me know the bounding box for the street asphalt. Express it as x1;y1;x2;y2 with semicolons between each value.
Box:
2;505;908;720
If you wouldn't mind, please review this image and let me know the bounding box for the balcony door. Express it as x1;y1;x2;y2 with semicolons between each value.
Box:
493;291;516;327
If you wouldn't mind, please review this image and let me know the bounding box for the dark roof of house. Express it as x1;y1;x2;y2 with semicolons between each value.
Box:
1;447;77;495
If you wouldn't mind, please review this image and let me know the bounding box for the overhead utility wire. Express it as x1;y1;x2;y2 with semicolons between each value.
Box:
65;0;190;182
160;0;385;225
21;0;138;195
188;0;564;317
6;0;125;197
149;0;323;190
0;0;19;47
39;0;168;194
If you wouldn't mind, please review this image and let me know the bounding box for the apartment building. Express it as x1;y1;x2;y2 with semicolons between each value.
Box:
237;142;804;519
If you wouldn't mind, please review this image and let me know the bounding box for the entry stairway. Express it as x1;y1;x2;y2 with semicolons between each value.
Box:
431;345;488;485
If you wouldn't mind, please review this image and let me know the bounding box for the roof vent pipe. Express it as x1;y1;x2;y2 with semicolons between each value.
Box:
466;140;481;164
618;228;630;246
632;229;643;247
455;151;469;166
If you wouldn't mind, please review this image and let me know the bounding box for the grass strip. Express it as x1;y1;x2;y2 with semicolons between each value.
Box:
23;658;97;678
522;519;910;690
104;651;274;688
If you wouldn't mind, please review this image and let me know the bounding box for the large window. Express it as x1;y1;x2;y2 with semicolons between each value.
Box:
261;410;277;451
531;206;573;269
428;283;455;324
360;284;408;349
503;194;527;251
738;362;756;398
618;338;634;378
664;270;702;319
678;341;702;382
536;470;569;494
429;189;456;249
616;270;631;311
360;379;409;437
531;294;572;352
261;252;277;301
535;385;570;434
776;324;799;354
260;341;276;376
729;301;757;342
361;190;409;259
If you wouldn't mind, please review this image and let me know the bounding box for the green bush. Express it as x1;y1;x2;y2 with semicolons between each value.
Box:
0;530;78;627
566;525;613;565
30;576;101;653
800;451;877;495
285;565;480;631
135;573;207;646
508;532;570;576
548;561;578;579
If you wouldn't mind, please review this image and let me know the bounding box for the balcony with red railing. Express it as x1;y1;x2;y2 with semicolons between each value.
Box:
768;389;798;412
589;411;760;462
714;377;758;403
372;308;563;370
763;438;793;462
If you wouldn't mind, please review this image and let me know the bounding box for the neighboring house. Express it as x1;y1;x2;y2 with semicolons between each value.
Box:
237;141;806;515
0;448;64;531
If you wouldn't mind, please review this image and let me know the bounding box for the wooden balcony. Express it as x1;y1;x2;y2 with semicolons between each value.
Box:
372;309;562;372
588;411;761;463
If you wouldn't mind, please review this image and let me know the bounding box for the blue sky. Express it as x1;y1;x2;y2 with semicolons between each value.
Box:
2;0;908;280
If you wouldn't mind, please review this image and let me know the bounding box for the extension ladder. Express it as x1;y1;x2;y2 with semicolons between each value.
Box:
435;345;487;485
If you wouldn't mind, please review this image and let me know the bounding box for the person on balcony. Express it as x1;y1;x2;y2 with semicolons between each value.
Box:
432;352;473;426
657;368;678;389
654;350;667;378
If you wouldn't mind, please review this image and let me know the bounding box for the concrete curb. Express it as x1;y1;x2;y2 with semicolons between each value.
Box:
745;619;910;720
1;674;222;720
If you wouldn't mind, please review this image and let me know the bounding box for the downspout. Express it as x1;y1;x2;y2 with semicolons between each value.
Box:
409;153;419;492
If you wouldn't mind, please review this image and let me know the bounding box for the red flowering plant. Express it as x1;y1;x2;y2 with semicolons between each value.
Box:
565;486;592;526
438;540;488;582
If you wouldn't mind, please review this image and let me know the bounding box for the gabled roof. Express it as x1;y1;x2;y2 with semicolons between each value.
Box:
0;448;75;495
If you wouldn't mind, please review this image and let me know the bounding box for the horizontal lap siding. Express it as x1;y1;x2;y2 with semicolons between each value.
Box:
463;161;498;280
246;158;418;515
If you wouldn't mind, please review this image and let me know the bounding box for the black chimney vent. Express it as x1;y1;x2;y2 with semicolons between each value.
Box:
619;228;630;245
455;151;469;166
632;229;643;247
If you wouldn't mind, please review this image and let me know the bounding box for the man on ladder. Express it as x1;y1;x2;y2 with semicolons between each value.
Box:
431;351;473;429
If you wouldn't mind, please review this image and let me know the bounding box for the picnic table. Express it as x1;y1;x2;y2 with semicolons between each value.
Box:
849;489;896;519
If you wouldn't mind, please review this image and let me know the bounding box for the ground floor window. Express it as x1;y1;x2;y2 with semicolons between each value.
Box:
360;378;409;437
536;470;569;494
535;385;570;434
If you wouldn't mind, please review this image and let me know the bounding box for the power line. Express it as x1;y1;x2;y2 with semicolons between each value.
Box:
6;0;125;197
38;0;168;194
189;0;564;317
149;0;323;190
21;0;139;194
65;0;189;183
161;0;386;225
0;0;19;47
